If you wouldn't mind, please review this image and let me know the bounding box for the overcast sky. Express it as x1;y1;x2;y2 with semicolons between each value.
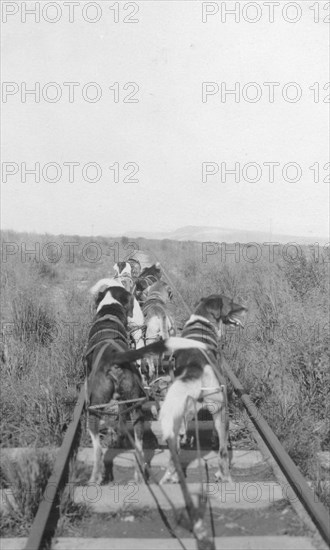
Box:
1;1;329;238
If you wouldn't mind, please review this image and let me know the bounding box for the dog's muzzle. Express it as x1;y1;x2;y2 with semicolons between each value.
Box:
228;316;244;327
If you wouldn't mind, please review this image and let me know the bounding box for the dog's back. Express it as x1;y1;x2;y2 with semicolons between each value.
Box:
173;315;218;380
85;303;128;372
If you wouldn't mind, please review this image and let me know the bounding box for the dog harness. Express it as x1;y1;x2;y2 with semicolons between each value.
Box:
85;304;147;414
142;293;176;339
181;316;218;358
175;315;227;395
133;273;160;300
85;308;128;359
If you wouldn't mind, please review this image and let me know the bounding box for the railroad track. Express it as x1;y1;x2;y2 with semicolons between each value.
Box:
1;252;329;550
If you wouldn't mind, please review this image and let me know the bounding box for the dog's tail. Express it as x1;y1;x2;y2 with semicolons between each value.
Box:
111;337;207;365
159;378;202;440
90;278;117;296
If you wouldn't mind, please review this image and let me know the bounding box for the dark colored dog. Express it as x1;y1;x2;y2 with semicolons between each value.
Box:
134;263;163;303
159;294;247;484
86;285;147;483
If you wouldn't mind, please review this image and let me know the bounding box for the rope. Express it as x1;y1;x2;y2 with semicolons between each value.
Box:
128;323;146;334
192;398;204;497
88;396;147;411
204;460;216;543
88;399;148;418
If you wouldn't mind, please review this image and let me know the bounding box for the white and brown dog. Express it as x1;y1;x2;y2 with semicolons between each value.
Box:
159;294;247;484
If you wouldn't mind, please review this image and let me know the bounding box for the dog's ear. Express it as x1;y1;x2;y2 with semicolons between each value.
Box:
207;296;225;323
119;289;134;318
94;287;108;309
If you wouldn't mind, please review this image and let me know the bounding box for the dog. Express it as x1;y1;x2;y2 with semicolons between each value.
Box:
90;277;145;355
128;258;142;279
86;283;147;484
86;283;213;484
133;263;163;303
159;294;247;484
141;280;176;380
113;261;134;292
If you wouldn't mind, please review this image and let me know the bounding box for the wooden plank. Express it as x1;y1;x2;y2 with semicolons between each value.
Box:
24;385;86;550
52;536;317;550
1;536;318;550
1;448;264;470
73;481;285;512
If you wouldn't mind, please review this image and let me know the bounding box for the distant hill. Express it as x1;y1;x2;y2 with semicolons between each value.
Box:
114;225;328;245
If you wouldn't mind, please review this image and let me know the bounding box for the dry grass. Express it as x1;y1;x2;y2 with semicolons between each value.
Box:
0;450;54;535
1;230;329;521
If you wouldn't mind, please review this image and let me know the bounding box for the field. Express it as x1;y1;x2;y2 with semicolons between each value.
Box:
0;230;329;533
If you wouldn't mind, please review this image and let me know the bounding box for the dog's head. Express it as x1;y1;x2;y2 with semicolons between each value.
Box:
112;262;134;292
91;282;134;319
128;258;141;279
113;261;131;277
194;294;247;337
146;280;173;302
139;263;162;280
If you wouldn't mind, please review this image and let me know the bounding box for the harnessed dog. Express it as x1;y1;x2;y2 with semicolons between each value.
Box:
159;294;247;485
127;258;142;279
90;276;145;355
86;284;147;484
86;284;214;484
113;261;134;293
133;263;163;304
141;280;176;380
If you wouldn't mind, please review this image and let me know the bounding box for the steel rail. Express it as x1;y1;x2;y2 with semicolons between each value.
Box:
25;385;86;550
147;248;330;547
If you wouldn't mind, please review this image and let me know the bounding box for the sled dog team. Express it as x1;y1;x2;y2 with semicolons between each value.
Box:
86;259;247;485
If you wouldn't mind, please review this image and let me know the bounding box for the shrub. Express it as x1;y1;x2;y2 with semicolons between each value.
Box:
0;450;54;534
11;293;57;347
